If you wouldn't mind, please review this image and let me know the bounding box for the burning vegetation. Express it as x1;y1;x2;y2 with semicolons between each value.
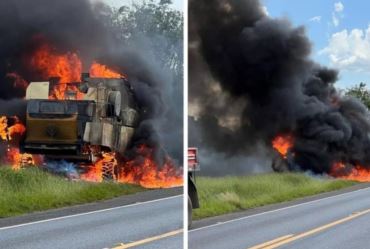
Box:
330;162;370;182
0;0;182;189
189;0;370;182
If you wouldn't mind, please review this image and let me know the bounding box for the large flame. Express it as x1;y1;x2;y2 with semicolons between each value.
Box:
0;116;39;169
0;116;26;140
6;147;24;170
330;162;370;182
31;43;82;84
80;145;183;189
90;62;123;78
117;144;183;188
6;147;36;170
29;43;123;100
29;43;83;100
272;134;294;158
7;117;26;139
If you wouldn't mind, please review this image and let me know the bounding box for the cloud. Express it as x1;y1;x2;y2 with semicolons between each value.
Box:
332;2;344;27
334;2;344;12
309;16;321;23
261;6;269;16
332;13;339;27
321;26;370;72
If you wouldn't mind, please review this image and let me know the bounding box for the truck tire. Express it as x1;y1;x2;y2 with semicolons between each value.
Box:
102;159;116;181
188;196;193;228
19;154;34;169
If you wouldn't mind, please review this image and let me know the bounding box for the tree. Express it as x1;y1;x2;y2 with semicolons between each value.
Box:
106;0;183;78
101;0;184;160
345;82;370;109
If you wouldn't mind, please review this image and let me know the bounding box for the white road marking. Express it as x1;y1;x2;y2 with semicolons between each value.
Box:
0;195;182;231
190;186;370;232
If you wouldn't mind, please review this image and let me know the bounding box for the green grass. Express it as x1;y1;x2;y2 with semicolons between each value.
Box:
193;173;357;220
0;167;145;217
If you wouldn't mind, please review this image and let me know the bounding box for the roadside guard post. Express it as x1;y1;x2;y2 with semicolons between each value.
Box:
188;147;199;173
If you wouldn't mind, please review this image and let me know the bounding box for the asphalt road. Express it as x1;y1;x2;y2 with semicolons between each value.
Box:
0;192;183;249
189;185;370;249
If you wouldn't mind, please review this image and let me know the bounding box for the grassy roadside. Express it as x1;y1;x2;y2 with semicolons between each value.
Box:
193;173;356;220
0;167;145;218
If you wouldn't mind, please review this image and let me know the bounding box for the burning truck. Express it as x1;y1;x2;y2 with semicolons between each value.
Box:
20;73;139;180
0;43;183;188
0;0;183;189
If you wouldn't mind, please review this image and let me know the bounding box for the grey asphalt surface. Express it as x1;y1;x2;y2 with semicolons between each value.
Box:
0;193;183;249
189;186;370;249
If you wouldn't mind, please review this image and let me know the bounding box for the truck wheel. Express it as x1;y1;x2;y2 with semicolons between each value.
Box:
19;154;34;169
188;196;193;228
102;160;116;181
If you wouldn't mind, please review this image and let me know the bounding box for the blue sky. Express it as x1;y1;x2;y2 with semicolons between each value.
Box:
102;1;368;89
262;0;370;89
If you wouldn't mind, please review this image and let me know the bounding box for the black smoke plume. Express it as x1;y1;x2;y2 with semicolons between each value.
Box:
189;0;370;175
0;0;182;165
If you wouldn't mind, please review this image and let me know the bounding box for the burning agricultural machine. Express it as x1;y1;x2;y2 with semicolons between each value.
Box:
20;73;139;180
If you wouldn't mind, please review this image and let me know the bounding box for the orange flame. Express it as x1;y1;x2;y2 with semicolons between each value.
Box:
31;43;82;84
117;145;183;188
29;43;123;100
30;43;83;100
6;148;36;170
272;134;294;158
8;117;26;139
6;147;23;170
80;152;116;182
90;62;123;78
1;116;39;169
0;116;7;140
0;116;26;141
80;145;183;188
330;162;370;182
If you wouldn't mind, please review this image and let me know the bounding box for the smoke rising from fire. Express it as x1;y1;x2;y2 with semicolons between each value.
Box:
189;0;370;176
0;0;183;185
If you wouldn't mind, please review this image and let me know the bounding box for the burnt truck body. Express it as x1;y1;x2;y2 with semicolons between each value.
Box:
21;74;139;165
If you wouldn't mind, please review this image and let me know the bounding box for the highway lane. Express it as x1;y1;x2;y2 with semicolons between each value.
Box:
189;186;370;249
0;195;183;249
278;211;370;249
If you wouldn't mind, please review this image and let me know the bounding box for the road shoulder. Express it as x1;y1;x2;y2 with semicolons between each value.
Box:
0;187;182;228
190;183;370;230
